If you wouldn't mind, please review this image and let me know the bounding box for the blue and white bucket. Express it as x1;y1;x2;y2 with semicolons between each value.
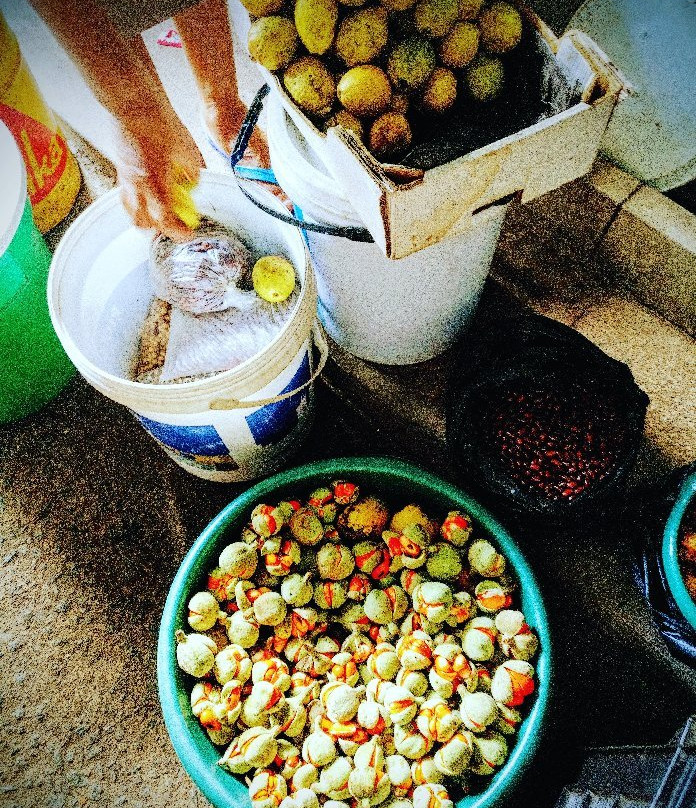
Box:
48;170;326;482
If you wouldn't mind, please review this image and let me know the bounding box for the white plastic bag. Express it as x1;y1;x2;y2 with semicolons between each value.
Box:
160;291;298;381
150;222;253;314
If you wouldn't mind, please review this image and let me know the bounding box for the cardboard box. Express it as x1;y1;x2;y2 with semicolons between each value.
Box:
249;6;627;259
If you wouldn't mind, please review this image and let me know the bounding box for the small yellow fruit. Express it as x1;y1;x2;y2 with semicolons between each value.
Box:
440;22;479;68
335;8;389;67
420;67;458;113
326;110;365;143
387;37;436;93
458;0;482;19
369;112;412;161
413;0;458;38
284;57;336;117
252;256;297;303
239;0;284;17
479;1;523;53
295;0;339;55
337;66;392;118
248;17;299;72
465;54;504;101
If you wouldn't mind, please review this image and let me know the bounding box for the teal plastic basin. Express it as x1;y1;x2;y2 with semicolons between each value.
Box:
157;457;552;808
662;471;696;631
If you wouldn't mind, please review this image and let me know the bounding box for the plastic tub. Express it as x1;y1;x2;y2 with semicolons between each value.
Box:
662;471;696;632
266;96;509;366
158;456;552;808
0;120;74;422
630;463;696;666
48;170;326;482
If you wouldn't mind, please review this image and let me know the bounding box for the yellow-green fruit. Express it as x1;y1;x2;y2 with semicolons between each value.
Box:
248;18;299;72
340;0;368;6
439;21;479;68
420;66;457;113
337;66;392;117
465;55;504;101
327;110;365;143
479;1;522;53
252;255;296;302
458;0;482;19
387;37;436;93
335;8;389;67
284;57;337;116
369;112;412;160
381;0;417;11
239;0;285;17
413;0;458;38
295;0;339;55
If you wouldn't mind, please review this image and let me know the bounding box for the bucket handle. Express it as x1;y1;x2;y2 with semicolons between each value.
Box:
208;322;329;410
229;85;374;244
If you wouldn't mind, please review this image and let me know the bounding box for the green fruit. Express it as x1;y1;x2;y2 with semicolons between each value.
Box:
335;8;389;67
465;54;504;101
252;255;296;302
420;66;457;113
426;543;463;580
439;21;479;68
458;0;482;19
248;18;299;72
369;111;412;160
327;110;365;142
337;65;392;117
239;0;284;17
340;0;368;6
387;37;436;93
295;0;339;55
413;0;458;38
284;57;337;117
479;1;522;53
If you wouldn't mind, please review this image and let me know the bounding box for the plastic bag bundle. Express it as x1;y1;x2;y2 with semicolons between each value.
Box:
160;291;298;382
150;220;254;314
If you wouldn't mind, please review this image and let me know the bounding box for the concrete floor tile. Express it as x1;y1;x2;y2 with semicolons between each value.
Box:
574;296;696;467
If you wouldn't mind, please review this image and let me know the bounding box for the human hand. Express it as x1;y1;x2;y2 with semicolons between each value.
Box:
117;109;204;241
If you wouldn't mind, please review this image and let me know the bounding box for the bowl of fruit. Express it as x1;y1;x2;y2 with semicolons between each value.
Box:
662;470;696;633
158;457;551;808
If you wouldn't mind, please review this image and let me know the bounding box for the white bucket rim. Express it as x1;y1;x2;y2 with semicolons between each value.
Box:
267;97;362;227
48;170;317;413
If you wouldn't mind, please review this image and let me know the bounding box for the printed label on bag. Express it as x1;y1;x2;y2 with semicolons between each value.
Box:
245;352;311;447
136;416;239;470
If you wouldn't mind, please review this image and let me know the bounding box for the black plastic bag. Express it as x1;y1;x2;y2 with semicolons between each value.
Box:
627;462;696;666
446;314;649;521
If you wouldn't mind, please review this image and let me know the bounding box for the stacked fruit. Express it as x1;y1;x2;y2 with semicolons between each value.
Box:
245;0;524;160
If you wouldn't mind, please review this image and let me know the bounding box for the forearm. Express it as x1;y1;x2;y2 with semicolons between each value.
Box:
29;0;172;131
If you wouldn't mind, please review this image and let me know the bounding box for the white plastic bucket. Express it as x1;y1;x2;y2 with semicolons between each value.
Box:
569;0;696;190
265;96;509;365
48;170;326;482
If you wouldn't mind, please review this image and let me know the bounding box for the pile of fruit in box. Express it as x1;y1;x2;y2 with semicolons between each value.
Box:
174;480;540;804
244;0;525;160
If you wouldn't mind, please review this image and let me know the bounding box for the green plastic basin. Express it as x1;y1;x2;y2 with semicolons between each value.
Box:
662;470;696;631
157;457;552;808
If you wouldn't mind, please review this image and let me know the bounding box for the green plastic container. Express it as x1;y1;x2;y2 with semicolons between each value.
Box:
157;457;552;808
0;120;74;422
662;471;696;632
